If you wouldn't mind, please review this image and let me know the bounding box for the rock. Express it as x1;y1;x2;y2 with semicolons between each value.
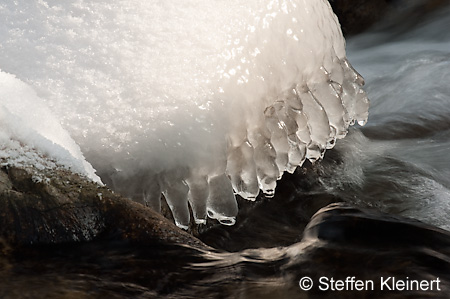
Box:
0;165;204;248
0;159;206;298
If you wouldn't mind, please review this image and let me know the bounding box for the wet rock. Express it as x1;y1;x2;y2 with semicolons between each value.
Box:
0;165;204;248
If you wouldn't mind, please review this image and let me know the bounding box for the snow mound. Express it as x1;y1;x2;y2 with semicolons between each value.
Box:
0;0;368;228
0;70;101;183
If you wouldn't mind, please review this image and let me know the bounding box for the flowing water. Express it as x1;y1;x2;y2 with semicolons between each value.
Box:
335;4;450;231
1;2;450;299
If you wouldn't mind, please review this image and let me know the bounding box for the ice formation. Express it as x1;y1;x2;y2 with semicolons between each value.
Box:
0;0;368;228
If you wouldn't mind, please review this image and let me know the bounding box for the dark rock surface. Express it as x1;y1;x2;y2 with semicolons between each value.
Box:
0;165;204;248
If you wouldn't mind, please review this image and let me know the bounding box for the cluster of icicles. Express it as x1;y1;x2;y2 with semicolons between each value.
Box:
0;0;370;229
142;58;369;229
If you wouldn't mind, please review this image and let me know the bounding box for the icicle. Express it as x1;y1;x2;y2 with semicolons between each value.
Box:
186;174;209;224
227;140;260;200
265;104;289;177
207;173;238;225
143;178;162;213
162;180;190;230
297;85;330;162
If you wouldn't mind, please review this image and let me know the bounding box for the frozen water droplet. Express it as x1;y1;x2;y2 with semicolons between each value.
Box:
219;217;236;226
326;136;336;149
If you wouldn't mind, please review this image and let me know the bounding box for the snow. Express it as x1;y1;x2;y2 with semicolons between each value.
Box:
0;0;368;228
0;70;101;183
